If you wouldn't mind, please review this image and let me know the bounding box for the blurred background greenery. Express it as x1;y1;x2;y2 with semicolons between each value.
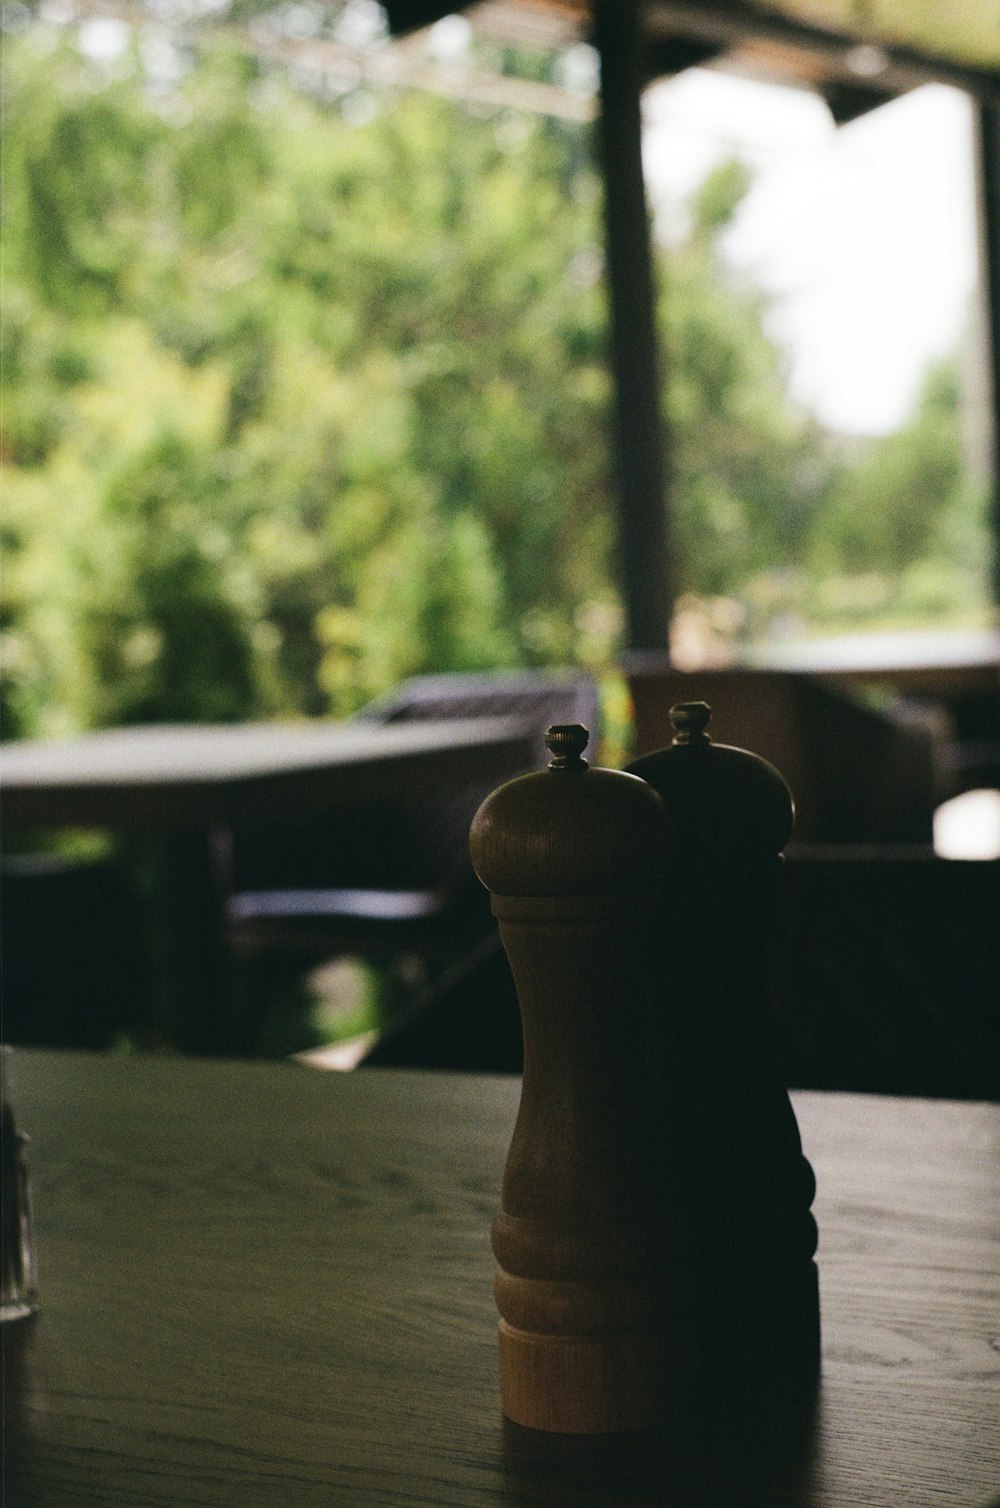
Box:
2;15;992;746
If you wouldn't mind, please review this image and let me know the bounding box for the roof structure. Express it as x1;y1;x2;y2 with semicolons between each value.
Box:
387;1;1000;107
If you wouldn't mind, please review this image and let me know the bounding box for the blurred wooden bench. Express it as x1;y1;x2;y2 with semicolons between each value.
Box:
624;660;949;844
751;628;1000;793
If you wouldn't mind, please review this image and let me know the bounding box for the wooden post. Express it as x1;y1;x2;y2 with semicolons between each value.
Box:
975;101;1000;617
593;0;673;653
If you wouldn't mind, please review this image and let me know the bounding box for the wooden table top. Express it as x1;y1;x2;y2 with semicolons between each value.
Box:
0;717;534;829
5;1050;998;1507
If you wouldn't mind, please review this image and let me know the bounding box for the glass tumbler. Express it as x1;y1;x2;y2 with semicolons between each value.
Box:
1;1051;39;1323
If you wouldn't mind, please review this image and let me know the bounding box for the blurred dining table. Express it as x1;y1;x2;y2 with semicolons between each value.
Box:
5;1047;999;1507
0;718;534;1051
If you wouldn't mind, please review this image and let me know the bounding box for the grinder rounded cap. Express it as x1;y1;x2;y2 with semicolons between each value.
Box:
626;701;794;859
470;724;671;897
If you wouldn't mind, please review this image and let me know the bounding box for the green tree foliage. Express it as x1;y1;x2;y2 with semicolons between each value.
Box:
77;428;265;725
2;25;989;740
3;33;612;734
663;163;839;601
657;159;989;646
807;362;990;621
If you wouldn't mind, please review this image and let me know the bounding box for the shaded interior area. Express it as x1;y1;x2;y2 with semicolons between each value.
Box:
2;1;999;1104
6;663;996;1102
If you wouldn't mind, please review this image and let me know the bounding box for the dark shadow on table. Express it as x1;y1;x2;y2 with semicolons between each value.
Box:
498;1377;822;1508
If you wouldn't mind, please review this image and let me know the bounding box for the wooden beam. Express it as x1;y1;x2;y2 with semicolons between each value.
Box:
976;103;1000;616
593;0;672;652
646;2;1000;106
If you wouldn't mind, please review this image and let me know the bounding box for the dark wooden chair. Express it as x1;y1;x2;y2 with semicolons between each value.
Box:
624;660;949;844
620;663;994;1098
353;668;601;764
224;669;600;1053
1;853;153;1050
771;847;1000;1100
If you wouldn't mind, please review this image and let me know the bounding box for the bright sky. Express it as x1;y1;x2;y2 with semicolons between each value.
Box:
642;70;980;436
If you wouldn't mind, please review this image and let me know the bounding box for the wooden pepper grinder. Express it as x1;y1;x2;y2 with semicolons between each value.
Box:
627;701;820;1400
469;724;674;1434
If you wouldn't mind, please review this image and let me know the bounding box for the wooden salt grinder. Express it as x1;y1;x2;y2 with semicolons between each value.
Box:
469;724;674;1434
627;701;820;1394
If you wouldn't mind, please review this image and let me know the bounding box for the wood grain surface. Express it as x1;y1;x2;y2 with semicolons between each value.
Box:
4;1050;999;1507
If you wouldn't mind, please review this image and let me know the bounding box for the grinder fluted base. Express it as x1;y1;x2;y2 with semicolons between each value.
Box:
497;1320;668;1435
